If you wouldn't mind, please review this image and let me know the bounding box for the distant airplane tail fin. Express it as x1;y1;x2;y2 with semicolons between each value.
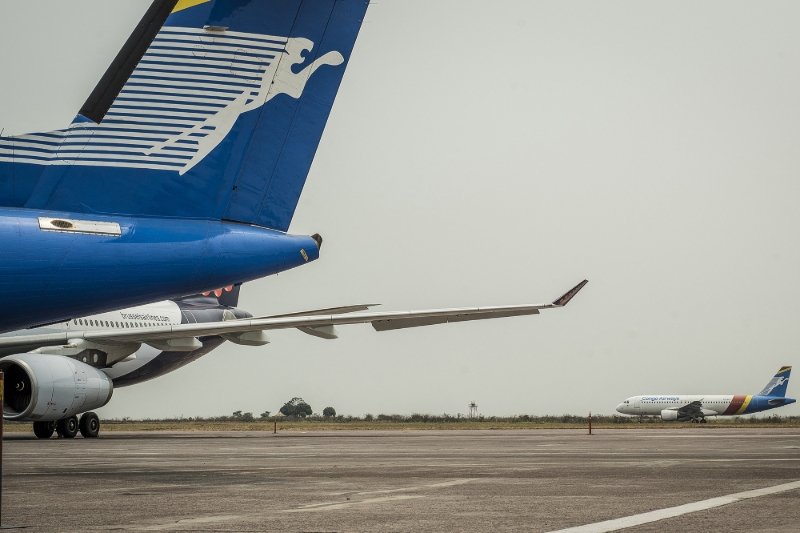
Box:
175;283;241;308
758;366;792;397
210;284;241;308
0;0;368;231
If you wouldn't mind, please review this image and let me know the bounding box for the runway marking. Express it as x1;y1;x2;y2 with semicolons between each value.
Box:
544;480;800;533
283;479;474;513
113;514;244;530
349;478;474;496
283;494;422;512
634;434;800;438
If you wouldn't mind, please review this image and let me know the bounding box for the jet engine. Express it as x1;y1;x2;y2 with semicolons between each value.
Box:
0;354;113;422
660;409;679;421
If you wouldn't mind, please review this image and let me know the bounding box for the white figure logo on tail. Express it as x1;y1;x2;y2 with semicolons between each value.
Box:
145;37;343;174
761;376;788;396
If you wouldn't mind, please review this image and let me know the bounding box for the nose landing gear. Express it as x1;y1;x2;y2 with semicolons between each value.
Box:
32;412;101;439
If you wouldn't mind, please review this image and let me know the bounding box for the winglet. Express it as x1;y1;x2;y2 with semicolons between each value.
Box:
552;280;588;306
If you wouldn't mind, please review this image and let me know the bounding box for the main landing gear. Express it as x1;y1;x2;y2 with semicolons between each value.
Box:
33;412;101;439
690;417;707;424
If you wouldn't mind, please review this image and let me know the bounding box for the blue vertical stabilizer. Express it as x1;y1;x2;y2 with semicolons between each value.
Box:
758;366;792;397
0;0;368;231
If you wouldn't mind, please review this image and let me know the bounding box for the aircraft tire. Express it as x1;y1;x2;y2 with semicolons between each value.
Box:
33;421;55;439
56;416;79;438
79;412;100;438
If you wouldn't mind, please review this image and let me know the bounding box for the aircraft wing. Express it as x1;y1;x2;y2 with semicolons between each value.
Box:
674;401;704;417
0;280;586;351
254;304;380;320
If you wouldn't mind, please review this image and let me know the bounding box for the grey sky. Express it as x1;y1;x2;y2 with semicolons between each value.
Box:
1;1;799;418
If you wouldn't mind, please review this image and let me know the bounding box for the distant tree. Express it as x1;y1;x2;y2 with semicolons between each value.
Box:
295;402;312;418
323;407;336;418
259;411;271;419
232;410;243;419
280;397;313;418
241;412;254;422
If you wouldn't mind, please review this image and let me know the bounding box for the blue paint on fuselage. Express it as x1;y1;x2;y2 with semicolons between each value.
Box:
0;207;318;333
745;396;796;414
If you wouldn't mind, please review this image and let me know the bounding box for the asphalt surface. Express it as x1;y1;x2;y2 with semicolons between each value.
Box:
3;428;800;532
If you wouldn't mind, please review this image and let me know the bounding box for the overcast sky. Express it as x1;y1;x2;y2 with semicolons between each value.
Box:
1;1;799;418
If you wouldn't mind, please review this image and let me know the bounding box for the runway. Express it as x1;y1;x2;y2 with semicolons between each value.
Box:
3;429;800;532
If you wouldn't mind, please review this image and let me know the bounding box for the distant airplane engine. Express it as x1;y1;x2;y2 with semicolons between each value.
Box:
660;409;679;421
0;354;112;421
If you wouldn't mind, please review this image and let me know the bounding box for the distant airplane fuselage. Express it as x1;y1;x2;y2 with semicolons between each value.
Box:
616;366;794;422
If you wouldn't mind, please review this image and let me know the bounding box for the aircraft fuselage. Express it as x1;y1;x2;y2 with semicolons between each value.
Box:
617;394;796;419
0;207;318;333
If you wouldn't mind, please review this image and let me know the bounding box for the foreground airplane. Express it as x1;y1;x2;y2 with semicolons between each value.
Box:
0;280;587;438
616;366;795;422
0;0;371;332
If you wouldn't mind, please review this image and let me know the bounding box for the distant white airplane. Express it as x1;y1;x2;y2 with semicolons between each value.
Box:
616;366;795;422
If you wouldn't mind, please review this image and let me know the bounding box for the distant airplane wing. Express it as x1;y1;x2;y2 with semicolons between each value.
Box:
0;280;587;350
675;401;704;417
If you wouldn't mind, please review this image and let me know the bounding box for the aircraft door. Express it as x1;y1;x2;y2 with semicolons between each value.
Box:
634;398;640;409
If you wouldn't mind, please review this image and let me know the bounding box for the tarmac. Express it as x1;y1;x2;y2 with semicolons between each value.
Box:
2;428;800;532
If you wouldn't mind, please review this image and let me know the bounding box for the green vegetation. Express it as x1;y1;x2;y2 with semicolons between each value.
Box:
279;397;313;418
5;413;799;432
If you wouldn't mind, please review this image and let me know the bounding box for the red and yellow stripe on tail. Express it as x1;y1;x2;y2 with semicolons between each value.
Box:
722;395;752;415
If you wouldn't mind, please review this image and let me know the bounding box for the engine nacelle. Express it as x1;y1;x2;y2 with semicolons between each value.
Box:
0;354;113;421
660;409;679;421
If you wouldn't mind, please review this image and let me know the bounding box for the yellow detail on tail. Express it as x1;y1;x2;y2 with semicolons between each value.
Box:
172;0;211;13
735;395;752;415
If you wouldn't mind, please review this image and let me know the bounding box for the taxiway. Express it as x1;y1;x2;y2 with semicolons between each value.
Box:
3;429;800;532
